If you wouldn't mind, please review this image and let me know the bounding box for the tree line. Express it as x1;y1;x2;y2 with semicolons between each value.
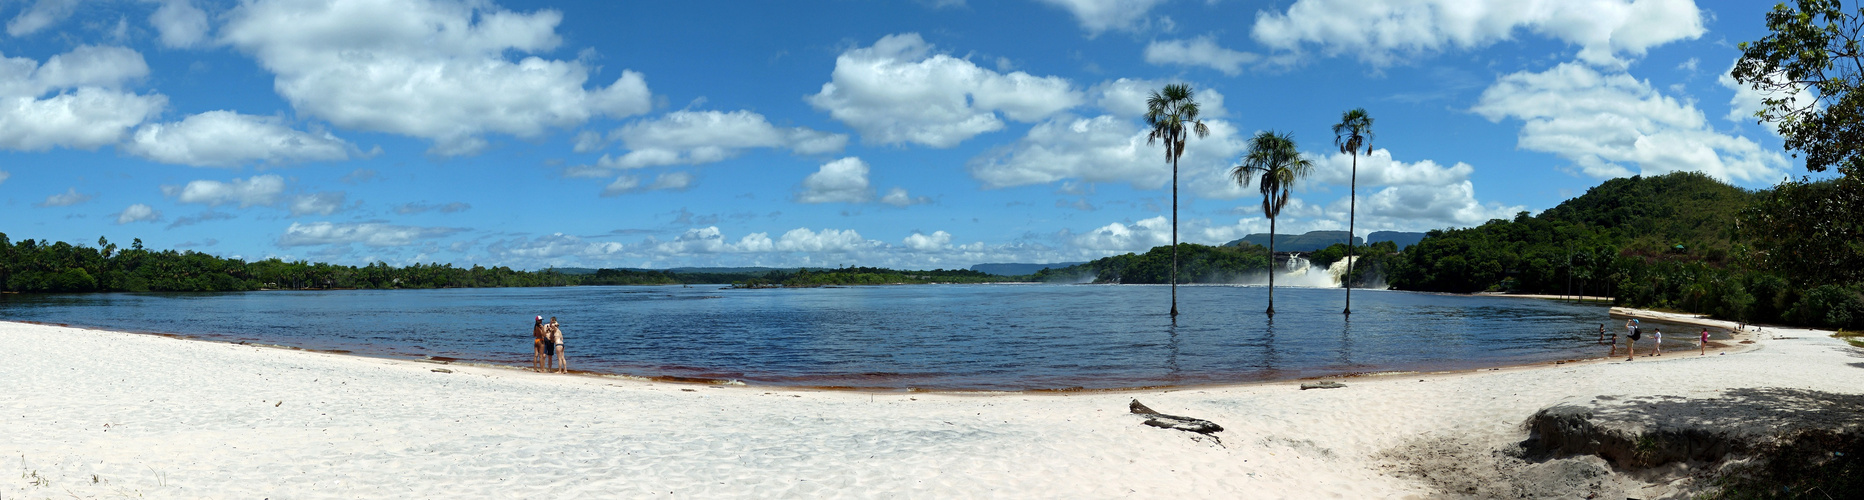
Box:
0;234;1017;293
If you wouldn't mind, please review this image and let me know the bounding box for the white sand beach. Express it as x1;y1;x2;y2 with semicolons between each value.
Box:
3;316;1857;498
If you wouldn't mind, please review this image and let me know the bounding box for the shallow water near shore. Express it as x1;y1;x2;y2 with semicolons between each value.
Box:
0;284;1716;390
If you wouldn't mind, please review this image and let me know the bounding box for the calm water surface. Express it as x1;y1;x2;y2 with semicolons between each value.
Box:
0;284;1707;390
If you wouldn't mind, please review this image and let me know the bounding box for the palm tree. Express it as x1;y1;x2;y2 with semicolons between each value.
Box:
1332;108;1373;316
1232;131;1313;316
1145;84;1210;318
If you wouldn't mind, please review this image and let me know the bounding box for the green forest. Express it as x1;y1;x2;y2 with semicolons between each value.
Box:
1385;172;1864;329
0;234;1014;293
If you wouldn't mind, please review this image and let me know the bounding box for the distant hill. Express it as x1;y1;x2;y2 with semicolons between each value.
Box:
970;262;1086;276
1367;231;1427;250
1223;231;1356;252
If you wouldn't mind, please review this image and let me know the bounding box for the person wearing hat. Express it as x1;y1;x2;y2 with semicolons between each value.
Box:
1624;318;1641;361
533;315;548;372
546;316;568;374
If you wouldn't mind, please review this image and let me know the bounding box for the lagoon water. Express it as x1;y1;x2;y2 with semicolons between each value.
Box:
0;284;1693;390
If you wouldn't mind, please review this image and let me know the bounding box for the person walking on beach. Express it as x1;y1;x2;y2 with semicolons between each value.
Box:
547;317;568;374
532;316;547;372
1700;328;1710;356
1653;327;1664;356
1625;322;1641;361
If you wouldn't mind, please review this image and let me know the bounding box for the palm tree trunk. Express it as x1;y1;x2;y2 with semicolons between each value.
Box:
1171;155;1179;318
1345;152;1356;315
1267;215;1276;316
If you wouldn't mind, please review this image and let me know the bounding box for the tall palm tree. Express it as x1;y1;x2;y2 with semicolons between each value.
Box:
1332;108;1373;316
1145;83;1209;318
1232;131;1313;316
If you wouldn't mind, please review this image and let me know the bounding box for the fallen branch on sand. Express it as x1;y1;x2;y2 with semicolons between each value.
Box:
1300;381;1345;390
1129;399;1224;440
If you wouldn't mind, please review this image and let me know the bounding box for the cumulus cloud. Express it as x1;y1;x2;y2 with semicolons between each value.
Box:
0;45;166;151
1033;0;1168;35
162;174;286;207
6;0;79;37
1144;36;1260;75
115;203;162;224
0;170;9;185
1090;78;1228;119
149;0;210;48
36;187;93;207
880;187;931;207
1473;62;1788;183
1310;148;1475;187
220;0;652;155
797;157;874;204
969;115;1247;190
486;232;626;260
774;227;877;253
593;109;846;170
601;171;696;196
807;33;1081;148
1071;216;1173;253
123;111;353;167
166;209;236;229
902;230;953;251
1252;0;1705;68
277;221;467;248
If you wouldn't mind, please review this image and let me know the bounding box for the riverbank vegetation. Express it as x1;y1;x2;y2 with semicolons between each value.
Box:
0;235;1018;292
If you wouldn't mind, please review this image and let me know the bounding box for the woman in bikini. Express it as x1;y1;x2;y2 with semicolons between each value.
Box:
532;316;547;372
547;317;568;374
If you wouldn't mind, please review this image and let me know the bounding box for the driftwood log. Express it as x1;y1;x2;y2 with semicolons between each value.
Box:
1130;399;1224;438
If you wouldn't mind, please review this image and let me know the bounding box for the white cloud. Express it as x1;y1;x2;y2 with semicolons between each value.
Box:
1717;60;1810;138
774;227;876;253
1033;0;1168;35
115;203;161;224
277;222;467;248
36;187;93;207
1071;216;1173;253
6;0;78;37
162;174;286;208
1352;181;1524;230
969;115;1247;190
1089;78;1228;119
149;0;210;48
797;157;874;204
902;231;953;252
597;109;847;169
880;187;931;207
1251;0;1705;68
1310;148;1474;187
288;192;346;217
220;0;652;155
0;45;166;151
1144;36;1260;75
124;111;353;167
486;232;626;260
601;171;695;196
807;33;1081;148
0;170;9;185
1473;62;1788;183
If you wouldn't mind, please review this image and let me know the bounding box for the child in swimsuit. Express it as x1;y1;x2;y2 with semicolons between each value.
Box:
1700;328;1709;356
1653;328;1663;356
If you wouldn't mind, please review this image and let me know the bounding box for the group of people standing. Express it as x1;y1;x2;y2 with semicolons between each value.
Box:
533;316;568;373
1601;318;1712;360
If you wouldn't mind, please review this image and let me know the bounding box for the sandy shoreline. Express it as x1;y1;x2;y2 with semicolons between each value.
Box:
3;317;1857;498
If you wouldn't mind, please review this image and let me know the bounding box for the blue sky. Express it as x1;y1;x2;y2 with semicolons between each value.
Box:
0;0;1818;270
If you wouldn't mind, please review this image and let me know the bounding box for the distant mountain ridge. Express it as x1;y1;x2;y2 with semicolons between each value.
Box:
970;262;1087;276
1222;230;1427;252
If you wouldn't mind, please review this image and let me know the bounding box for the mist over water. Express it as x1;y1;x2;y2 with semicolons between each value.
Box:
0;285;1690;391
